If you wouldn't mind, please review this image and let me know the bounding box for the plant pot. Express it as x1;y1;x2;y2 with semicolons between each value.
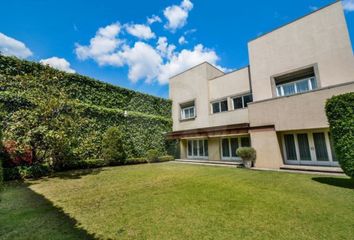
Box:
243;159;252;169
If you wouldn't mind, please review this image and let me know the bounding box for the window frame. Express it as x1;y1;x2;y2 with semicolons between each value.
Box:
211;99;228;114
276;77;317;97
220;135;251;161
180;101;196;121
231;93;253;110
187;139;208;159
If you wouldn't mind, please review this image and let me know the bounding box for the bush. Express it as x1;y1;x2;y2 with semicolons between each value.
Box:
126;157;147;165
3;164;50;180
146;149;160;163
158;155;174;162
102;127;127;165
0;159;3;191
75;159;108;169
326;93;354;178
236;147;256;161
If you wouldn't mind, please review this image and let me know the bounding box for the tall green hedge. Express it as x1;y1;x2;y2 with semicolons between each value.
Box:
325;92;354;178
0;55;174;177
0;55;171;118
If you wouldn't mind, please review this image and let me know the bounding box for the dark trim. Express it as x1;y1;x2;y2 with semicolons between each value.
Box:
248;0;340;43
166;123;275;139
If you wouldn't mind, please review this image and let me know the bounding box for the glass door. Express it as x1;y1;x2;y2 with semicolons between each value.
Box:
282;131;338;166
221;136;250;161
187;139;208;159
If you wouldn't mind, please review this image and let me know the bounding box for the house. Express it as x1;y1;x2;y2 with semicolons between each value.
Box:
167;1;354;170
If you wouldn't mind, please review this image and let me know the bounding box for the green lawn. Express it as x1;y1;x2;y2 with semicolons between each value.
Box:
1;163;353;240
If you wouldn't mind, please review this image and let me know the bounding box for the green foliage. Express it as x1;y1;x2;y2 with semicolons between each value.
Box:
325;93;354;178
0;55;174;177
236;147;256;161
0;55;171;117
146;149;160;163
102;127;127;165
126;157;148;165
0;158;3;191
3;164;50;180
158;155;174;162
71;159;107;169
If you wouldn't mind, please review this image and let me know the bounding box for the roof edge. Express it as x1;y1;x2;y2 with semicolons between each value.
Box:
169;61;225;80
248;0;341;43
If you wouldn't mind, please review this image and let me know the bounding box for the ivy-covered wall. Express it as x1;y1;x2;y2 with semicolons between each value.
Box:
0;55;174;168
0;55;171;118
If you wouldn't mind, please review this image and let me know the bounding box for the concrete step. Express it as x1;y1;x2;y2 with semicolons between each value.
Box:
175;159;242;167
280;165;343;174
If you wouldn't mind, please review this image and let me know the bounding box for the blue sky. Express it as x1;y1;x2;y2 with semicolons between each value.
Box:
0;0;353;98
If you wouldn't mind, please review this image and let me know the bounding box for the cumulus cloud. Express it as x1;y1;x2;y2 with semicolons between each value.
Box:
157;37;176;59
158;44;223;84
178;36;188;45
40;57;75;73
120;42;162;83
342;0;354;11
75;22;124;66
0;32;32;58
125;24;155;40
164;0;194;32
147;15;162;25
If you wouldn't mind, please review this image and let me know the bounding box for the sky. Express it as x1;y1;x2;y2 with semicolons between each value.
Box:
0;0;353;99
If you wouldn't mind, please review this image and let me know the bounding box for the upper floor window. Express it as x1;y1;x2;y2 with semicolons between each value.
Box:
180;101;195;120
275;67;317;97
232;94;253;110
212;99;228;114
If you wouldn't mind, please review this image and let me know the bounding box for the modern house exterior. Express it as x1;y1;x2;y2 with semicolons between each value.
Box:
167;1;354;170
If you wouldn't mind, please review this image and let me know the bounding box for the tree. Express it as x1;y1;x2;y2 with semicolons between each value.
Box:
102;127;126;165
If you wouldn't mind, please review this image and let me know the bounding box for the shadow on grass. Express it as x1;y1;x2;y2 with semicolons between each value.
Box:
50;168;103;180
312;177;354;190
0;182;97;240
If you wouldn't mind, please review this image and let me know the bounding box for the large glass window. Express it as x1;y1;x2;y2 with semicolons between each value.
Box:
232;94;253;110
283;131;336;166
276;77;317;97
187;139;208;159
284;134;297;160
180;101;195;120
221;136;251;160
212;99;228;114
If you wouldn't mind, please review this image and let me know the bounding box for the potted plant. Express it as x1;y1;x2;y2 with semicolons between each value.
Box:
236;147;256;169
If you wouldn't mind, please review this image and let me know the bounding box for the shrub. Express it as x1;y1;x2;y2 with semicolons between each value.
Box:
146;149;160;163
3;164;50;180
126;157;147;165
326;93;354;178
158;155;174;162
236;147;256;161
0;159;3;191
102;127;127;165
75;159;107;169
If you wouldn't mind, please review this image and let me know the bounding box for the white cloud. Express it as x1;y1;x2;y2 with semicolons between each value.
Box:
178;36;188;45
75;22;124;66
147;15;162;25
0;32;32;58
157;44;223;84
75;19;228;85
157;37;176;58
343;0;354;11
125;24;156;40
40;57;75;73
164;0;194;32
120;42;162;83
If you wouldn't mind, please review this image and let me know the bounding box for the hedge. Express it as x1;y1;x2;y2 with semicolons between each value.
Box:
0;54;176;178
0;55;171;118
325;92;354;178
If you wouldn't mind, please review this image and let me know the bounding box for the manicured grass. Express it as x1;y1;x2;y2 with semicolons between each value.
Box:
1;163;353;240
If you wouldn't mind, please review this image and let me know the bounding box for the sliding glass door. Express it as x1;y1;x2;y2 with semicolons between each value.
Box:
282;131;337;166
221;136;250;160
187;139;208;159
